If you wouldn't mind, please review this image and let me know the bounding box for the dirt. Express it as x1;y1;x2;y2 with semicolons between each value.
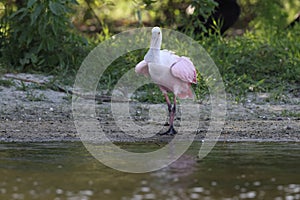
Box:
0;73;299;142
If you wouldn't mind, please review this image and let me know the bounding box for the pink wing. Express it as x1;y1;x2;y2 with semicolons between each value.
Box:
135;60;150;76
170;57;197;84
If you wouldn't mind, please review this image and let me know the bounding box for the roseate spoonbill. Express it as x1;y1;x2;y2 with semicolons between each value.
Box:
135;27;197;135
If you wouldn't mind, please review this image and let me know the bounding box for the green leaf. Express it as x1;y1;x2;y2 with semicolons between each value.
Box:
37;58;45;66
143;0;156;7
70;0;79;5
30;5;43;25
51;22;58;36
30;54;38;63
106;1;116;6
27;0;37;8
9;8;26;19
38;40;46;52
26;33;33;47
49;1;65;16
46;38;55;51
38;15;47;35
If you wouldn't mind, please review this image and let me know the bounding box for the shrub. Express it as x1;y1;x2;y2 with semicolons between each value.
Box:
201;25;300;100
0;0;88;73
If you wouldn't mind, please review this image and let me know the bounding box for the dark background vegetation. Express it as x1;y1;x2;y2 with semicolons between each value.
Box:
0;0;299;101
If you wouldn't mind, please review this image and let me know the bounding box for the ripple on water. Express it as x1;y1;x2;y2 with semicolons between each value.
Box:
0;142;299;200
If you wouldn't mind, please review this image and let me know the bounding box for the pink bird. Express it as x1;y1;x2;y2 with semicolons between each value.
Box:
135;27;197;135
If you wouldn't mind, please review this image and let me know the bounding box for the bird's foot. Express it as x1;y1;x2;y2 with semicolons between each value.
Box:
163;122;169;126
158;125;177;136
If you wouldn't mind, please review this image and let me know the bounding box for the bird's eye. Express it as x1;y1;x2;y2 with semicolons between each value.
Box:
158;32;160;35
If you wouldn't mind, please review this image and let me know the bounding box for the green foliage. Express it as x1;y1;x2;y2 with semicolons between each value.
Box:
201;25;300;100
0;0;88;73
238;0;300;34
135;0;217;34
181;0;218;37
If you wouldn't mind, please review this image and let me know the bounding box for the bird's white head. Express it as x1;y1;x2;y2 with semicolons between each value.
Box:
150;27;162;49
152;27;161;34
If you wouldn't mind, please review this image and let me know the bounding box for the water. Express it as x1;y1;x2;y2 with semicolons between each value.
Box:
0;142;299;200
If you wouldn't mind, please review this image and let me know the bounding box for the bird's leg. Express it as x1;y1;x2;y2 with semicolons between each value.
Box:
168;96;177;134
160;94;177;135
163;93;172;126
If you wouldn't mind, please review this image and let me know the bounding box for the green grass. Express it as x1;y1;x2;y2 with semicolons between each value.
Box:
198;26;300;101
26;90;46;101
0;79;14;87
281;110;300;118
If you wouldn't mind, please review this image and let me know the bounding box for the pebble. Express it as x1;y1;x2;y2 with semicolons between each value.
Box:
286;126;292;130
56;189;63;195
190;193;200;199
192;187;204;193
140;187;150;192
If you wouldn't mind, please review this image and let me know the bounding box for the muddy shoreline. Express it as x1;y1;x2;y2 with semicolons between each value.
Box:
0;73;299;142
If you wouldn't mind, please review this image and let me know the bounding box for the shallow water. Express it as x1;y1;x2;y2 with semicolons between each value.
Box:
0;142;299;200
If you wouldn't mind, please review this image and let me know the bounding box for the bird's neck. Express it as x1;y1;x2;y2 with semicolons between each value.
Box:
145;35;162;63
150;43;161;50
144;48;160;63
150;35;162;49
